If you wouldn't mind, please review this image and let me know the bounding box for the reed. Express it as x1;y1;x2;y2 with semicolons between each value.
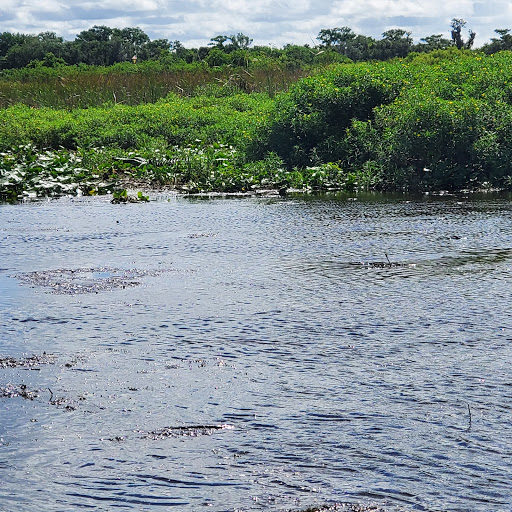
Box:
0;63;312;108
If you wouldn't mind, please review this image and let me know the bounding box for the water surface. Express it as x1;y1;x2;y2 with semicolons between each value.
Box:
1;192;512;511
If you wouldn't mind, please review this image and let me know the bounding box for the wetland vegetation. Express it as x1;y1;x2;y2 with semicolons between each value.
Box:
3;21;512;199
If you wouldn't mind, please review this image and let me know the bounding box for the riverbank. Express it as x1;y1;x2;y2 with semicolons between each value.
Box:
2;49;512;200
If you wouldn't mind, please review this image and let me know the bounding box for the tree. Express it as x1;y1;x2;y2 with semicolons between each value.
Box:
228;33;253;51
115;27;150;61
414;34;452;52
141;38;171;60
373;29;413;59
1;31;68;68
344;34;375;61
482;29;512;54
317;27;356;54
317;28;376;61
205;47;230;66
209;35;229;49
0;32;29;57
74;25;116;65
450;18;476;49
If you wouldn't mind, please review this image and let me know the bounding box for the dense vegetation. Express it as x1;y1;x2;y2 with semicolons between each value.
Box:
3;21;512;199
0;18;496;71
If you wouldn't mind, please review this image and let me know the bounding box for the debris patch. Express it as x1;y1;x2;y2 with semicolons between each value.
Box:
15;267;175;294
0;353;56;368
0;384;39;400
142;424;235;440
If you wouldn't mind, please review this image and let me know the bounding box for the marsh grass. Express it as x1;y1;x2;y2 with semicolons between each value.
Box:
0;63;310;108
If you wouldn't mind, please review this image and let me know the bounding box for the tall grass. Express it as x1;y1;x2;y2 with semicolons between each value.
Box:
0;62;311;108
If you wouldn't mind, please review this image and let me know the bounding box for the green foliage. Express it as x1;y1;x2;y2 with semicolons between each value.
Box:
5;50;512;197
253;61;409;167
0;59;313;108
0;144;116;199
482;29;512;54
111;188;149;203
255;51;512;190
450;18;476;50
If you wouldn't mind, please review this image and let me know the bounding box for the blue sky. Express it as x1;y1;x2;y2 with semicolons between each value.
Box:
1;0;511;48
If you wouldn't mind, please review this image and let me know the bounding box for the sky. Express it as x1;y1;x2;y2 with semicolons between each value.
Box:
1;0;512;48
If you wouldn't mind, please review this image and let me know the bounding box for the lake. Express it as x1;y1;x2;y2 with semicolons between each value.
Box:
1;192;511;511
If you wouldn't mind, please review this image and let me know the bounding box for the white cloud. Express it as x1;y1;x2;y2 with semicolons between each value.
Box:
0;0;511;47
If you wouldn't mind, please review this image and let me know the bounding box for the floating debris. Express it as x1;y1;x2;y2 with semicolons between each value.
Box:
187;232;217;239
352;261;414;269
15;267;175;294
142;424;235;440
351;254;415;269
0;384;38;400
0;353;56;369
297;504;392;512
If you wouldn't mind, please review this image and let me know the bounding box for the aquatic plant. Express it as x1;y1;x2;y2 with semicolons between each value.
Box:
0;144;116;200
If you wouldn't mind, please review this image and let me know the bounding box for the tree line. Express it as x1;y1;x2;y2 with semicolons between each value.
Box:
2;18;512;70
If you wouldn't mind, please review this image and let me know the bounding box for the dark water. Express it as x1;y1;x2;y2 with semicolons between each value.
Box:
1;192;512;512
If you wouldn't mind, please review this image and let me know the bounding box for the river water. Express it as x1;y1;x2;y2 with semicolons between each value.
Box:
1;192;511;512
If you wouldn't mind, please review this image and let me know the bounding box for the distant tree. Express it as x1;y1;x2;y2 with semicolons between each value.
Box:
450;18;476;49
170;40;185;57
230;49;251;67
74;25;116;65
228;33;253;51
141;38;171;60
317;27;377;61
115;27;150;61
73;25;158;65
208;33;252;53
0;32;29;57
205;47;230;66
209;35;229;49
344;34;375;61
317;27;356;54
373;29;413;59
1;31;67;68
196;46;210;61
2;39;39;68
482;28;512;54
76;25;113;43
414;34;452;52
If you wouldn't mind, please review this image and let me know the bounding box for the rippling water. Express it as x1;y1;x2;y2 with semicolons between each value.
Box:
1;192;512;512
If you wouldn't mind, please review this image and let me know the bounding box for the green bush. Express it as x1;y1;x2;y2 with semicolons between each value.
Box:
255;50;512;190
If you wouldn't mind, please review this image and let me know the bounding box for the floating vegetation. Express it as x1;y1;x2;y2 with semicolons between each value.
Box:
48;387;82;411
103;424;235;442
0;384;39;400
111;189;150;203
0;352;56;369
142;424;235;440
0;145;117;201
297;505;392;512
15;267;175;294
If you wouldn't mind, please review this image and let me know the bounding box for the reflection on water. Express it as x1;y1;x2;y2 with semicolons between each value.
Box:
1;192;512;512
